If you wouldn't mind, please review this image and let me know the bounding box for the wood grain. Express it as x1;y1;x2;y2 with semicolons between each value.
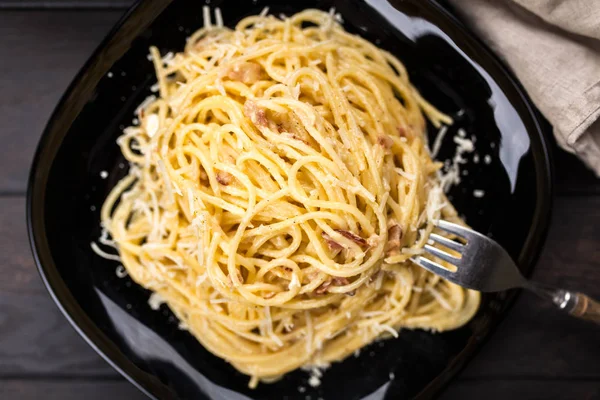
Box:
0;11;122;193
1;379;598;400
0;0;132;8
0;197;118;377
461;196;600;379
553;148;600;195
441;380;600;400
0;380;145;400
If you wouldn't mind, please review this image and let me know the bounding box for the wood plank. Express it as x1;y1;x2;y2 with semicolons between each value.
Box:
441;380;600;400
1;379;598;400
553;144;600;195
0;1;132;8
0;11;122;193
3;194;600;380
0;379;597;400
460;195;600;379
0;380;145;400
0;197;118;377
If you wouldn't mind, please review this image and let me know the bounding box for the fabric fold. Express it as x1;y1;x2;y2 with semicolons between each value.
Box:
449;0;600;176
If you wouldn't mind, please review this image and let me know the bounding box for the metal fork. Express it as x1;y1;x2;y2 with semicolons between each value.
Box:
412;220;600;324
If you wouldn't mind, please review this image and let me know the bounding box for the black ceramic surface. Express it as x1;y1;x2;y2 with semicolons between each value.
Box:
27;0;553;399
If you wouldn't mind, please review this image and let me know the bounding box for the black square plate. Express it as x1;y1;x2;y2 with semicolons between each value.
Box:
27;0;553;399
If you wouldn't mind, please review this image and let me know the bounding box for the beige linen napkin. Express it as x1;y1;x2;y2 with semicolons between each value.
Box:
449;0;600;176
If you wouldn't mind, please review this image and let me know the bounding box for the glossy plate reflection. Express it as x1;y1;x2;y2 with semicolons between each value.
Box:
27;0;553;399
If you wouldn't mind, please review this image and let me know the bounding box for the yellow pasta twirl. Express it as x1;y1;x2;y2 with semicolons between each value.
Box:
98;8;480;387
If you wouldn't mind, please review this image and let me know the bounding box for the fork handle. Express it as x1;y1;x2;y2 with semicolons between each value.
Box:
564;292;600;323
549;289;600;324
527;283;600;324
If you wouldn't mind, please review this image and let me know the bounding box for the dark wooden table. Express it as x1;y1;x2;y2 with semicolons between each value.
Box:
1;1;599;399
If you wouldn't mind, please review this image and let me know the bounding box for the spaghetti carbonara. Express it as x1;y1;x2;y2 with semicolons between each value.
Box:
97;8;480;387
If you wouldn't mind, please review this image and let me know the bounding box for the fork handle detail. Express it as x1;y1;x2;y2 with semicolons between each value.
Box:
552;290;600;324
568;292;600;323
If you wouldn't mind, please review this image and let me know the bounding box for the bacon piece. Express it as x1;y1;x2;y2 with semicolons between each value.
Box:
322;232;344;252
396;125;414;139
243;100;268;127
315;277;351;295
216;171;233;186
332;277;349;286
315;280;332;294
377;135;393;150
283;133;310;146
192;33;218;52
369;269;382;283
385;224;403;255
334;229;368;247
227;61;263;84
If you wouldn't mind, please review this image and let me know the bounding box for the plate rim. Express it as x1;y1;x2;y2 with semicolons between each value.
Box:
26;0;554;399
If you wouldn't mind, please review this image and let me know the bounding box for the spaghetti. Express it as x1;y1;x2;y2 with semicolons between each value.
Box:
98;8;480;387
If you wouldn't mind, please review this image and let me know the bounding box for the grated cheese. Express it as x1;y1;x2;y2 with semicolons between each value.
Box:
161;51;175;66
431;125;448;158
178;321;189;331
453;135;474;152
289;273;301;290
145;114;160;138
135;95;156;117
148;292;165;310
157;159;175;205
187;187;196;216
435;130;475;193
308;366;323;387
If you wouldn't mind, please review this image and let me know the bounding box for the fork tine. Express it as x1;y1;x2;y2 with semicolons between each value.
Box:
411;256;454;280
435;220;473;241
429;233;464;252
423;244;461;265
